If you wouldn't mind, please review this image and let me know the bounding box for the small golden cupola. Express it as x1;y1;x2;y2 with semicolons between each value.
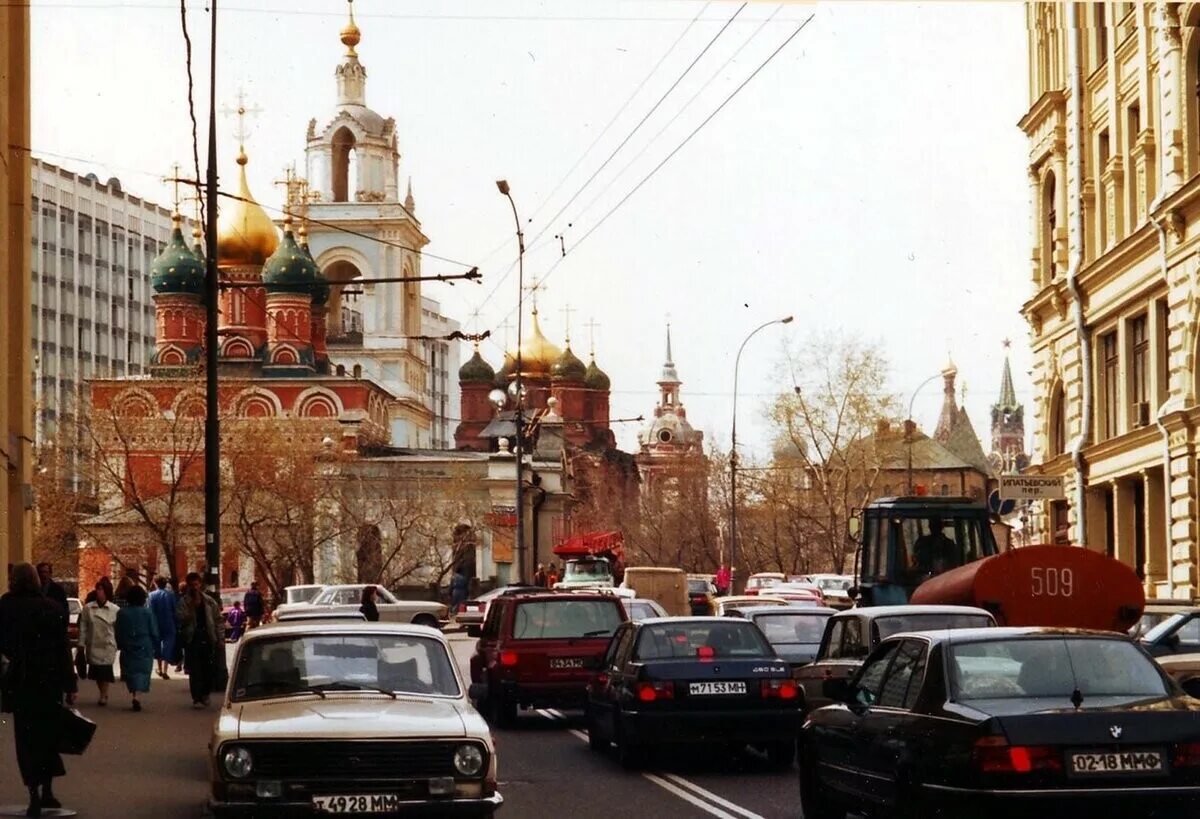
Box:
216;147;279;268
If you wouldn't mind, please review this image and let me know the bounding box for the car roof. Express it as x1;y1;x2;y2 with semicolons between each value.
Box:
832;605;994;619
247;621;444;640
746;606;837;617
886;626;1127;645
866;496;982;510
499;590;624;602
635;616;762;626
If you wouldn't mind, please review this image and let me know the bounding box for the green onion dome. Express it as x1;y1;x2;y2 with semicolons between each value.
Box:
300;231;330;307
584;356;610;391
150;215;205;296
495;352;516;387
262;220;319;294
459;348;497;384
551;344;587;382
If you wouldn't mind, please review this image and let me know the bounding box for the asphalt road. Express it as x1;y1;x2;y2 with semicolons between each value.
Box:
0;636;804;818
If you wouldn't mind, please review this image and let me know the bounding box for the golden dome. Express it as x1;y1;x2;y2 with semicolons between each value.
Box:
341;0;361;55
509;308;562;377
216;149;279;268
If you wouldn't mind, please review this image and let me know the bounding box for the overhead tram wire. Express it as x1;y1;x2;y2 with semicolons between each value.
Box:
492;14;815;328
178;0;204;225
467;1;742;318
571;4;784;225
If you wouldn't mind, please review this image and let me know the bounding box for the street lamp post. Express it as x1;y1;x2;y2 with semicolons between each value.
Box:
905;372;943;495
729;315;793;592
496;180;527;584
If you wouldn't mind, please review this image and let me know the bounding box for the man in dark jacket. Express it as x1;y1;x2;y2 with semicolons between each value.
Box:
36;562;69;625
0;562;78;816
243;582;264;629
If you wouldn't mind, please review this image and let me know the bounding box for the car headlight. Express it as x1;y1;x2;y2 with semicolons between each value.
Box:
222;745;253;779
453;744;485;776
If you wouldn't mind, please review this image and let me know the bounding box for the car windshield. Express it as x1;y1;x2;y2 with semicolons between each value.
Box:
815;578;851;592
687;579;710;594
755;613;830;645
233;633;460;701
512;599;623;640
635;621;773;660
564;560;610;580
625;600;664;620
314;586;396;606
876;613;993;639
949;637;1168;701
1143;612;1194;643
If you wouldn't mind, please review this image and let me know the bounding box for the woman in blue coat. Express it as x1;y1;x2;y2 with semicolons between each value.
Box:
115;585;158;712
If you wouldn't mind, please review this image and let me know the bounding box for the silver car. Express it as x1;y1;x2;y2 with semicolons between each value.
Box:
274;584;448;629
209;621;502;817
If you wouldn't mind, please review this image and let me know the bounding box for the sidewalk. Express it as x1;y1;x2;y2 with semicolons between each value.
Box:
0;673;216;818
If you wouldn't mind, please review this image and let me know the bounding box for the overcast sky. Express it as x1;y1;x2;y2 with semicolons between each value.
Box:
31;0;1032;458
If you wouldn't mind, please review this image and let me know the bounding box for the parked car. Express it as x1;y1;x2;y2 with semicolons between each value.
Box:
795;604;996;714
272;610;367;624
769;583;825;607
741;606;836;669
457;585;539;636
469;590;627;726
621;567;689;616
799;627;1200;819
623;597;669;621
282;584;324;606
715;596;788;617
209;620;502;817
686;576;717;616
67;597;81;646
585;616;802;768
1139;607;1200;656
274;584;448;629
1155;651;1200;698
744;573;785;596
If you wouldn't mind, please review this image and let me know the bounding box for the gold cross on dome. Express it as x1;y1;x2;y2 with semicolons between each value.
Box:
523;276;547;310
560;304;576;343
219;88;263;149
164;162;183;214
585;317;601;357
498;318;514;349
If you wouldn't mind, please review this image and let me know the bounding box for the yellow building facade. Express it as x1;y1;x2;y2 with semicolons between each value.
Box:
1021;3;1200;599
1;3;33;588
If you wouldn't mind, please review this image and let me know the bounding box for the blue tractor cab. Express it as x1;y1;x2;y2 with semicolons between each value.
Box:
853;496;999;606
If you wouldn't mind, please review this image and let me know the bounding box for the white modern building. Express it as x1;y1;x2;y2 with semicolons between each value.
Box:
421;296;461;450
30;157;177;486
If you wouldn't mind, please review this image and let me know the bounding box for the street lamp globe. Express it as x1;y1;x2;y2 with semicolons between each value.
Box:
488;388;507;410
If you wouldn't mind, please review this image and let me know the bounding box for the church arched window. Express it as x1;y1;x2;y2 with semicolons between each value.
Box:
332;127;356;202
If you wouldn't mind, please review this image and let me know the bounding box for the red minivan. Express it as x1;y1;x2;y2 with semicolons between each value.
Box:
469;590;627;727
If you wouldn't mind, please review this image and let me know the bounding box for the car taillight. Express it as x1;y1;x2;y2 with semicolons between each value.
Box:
761;679;798;700
636;681;675;702
499;651;519;667
457;603;467;613
697;646;715;662
1174;742;1200;767
971;736;1062;773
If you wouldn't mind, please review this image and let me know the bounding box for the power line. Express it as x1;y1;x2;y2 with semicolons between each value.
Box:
178;0;204;226
493;13;815;328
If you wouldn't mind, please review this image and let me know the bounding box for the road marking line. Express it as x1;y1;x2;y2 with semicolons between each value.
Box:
535;708;562;721
546;707;568;719
642;773;741;819
568;728;590;742
661;773;768;819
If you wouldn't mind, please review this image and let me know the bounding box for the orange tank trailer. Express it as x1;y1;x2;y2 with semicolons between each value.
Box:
909;545;1145;632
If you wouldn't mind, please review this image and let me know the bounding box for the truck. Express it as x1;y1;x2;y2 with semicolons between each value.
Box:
851;495;1144;632
552;530;626;590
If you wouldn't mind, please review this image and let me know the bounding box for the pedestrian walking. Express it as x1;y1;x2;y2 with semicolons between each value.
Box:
533;563;547;587
715;565;731;597
176;572;221;708
226;601;247;641
114;568;138;607
243;581;264;629
359;586;380;622
35;562;69;626
0;563;78;818
172;580;187;672
115;585;158;712
78;580;119;706
84;575;114;606
450;567;469;612
148;576;178;680
546;563;559;587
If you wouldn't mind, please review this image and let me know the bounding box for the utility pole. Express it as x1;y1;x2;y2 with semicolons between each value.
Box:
203;0;221;594
496;180;526;583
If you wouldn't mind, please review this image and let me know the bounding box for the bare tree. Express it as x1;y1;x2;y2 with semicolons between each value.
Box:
31;443;86;574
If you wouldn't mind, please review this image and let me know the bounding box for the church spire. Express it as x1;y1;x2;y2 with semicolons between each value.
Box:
659;323;679;384
340;0;361;57
336;0;367;106
997;343;1018;411
933;355;959;441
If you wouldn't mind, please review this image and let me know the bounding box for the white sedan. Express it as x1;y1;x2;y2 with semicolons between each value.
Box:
209;621;501;817
273;584;448;629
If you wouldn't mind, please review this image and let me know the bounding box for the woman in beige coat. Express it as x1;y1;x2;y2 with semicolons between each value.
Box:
78;580;119;705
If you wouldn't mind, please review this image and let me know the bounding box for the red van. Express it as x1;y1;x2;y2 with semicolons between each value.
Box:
469;590;627;727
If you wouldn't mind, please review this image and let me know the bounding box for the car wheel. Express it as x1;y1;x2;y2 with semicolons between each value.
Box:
765;740;796;769
616;719;645;769
798;742;841;819
586;712;607;752
412;613;439;629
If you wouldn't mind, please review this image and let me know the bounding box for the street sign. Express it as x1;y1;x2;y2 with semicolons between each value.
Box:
999;475;1065;500
988;490;1017;516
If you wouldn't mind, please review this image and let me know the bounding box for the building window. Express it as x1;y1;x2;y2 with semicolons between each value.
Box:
1051;501;1070;545
1101;331;1120;440
1098;129;1111;248
1042;171;1057;283
1050;383;1067;456
1130;314;1149;423
1094;4;1107;67
331;127;356;203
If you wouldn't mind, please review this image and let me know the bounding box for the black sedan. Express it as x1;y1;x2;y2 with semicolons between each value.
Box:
742;605;835;669
586;617;802;769
799;627;1200;819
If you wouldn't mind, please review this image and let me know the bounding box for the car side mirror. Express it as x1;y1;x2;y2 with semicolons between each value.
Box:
468;683;487;702
1166;633;1182;651
822;678;854;703
466;625;482;638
